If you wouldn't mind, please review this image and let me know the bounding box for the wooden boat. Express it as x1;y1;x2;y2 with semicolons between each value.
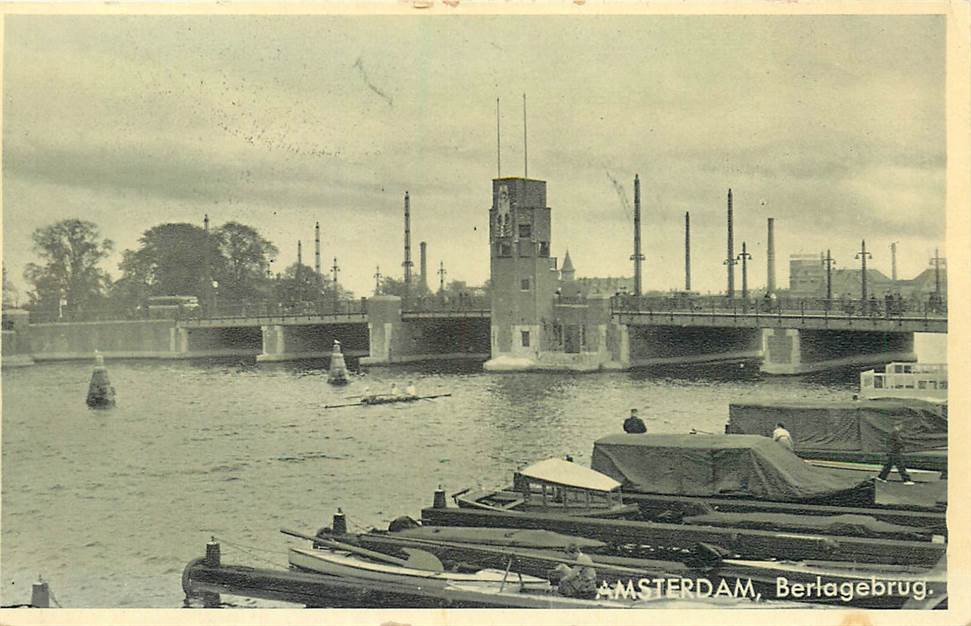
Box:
288;547;551;591
324;393;452;409
454;457;639;518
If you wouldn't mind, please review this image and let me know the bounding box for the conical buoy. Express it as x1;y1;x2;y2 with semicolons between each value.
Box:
327;339;349;385
86;350;116;409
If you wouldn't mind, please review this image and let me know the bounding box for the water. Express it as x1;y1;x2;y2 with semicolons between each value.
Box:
0;356;890;607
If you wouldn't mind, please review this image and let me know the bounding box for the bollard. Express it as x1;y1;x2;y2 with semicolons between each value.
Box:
433;485;447;509
205;537;220;568
30;577;50;608
332;508;347;535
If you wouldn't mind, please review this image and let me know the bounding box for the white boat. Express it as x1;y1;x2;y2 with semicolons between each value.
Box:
288;547;551;591
859;362;947;402
455;457;639;518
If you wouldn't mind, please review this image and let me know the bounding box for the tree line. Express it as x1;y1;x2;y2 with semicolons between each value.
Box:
15;218;354;318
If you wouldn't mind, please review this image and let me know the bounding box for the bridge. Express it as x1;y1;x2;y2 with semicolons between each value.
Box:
12;293;946;375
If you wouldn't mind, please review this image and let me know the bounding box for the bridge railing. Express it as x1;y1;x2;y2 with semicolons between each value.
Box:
401;294;490;313
609;294;948;320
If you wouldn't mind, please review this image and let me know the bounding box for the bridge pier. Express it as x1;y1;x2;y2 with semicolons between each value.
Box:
760;328;916;375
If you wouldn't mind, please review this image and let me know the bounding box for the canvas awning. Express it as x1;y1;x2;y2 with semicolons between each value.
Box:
518;458;621;493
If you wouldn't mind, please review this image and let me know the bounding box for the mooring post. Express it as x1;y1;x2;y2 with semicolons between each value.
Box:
333;508;347;535
433;485;447;509
31;576;50;608
205;537;220;568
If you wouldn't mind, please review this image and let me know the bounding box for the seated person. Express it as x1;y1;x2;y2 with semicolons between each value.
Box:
553;544;598;599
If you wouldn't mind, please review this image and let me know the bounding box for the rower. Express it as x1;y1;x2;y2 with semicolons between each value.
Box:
405;381;418;397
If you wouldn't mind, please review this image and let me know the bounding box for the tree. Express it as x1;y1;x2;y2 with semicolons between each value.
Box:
23;219;113;313
215;222;278;302
2;265;19;308
116;223;223;303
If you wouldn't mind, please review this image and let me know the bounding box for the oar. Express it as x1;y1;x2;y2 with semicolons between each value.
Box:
418;393;452;401
323;400;365;409
281;528;444;572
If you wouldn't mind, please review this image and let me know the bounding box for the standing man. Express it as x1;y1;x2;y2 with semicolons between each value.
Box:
772;422;794;450
623;409;647;434
877;423;915;485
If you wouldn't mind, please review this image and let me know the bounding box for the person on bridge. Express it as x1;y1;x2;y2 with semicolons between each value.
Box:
877;423;915;485
405;381;418;397
623;409;647;434
390;383;401;397
772;422;794;450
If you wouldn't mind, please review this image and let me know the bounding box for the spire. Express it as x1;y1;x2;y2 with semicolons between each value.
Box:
561;250;575;279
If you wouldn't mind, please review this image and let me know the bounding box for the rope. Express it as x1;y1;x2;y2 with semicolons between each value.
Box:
213;535;286;569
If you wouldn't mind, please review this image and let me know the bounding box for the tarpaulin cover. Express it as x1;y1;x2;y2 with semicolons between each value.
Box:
393;527;606;550
727;400;947;453
682;511;930;539
591;434;874;504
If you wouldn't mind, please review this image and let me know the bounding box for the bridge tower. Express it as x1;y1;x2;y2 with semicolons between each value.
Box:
485;177;557;366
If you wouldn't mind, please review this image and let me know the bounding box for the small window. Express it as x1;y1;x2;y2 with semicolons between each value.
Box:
498;242;512;257
538;241;550;257
521;278;530;291
518;223;532;238
941;381;948;389
918;381;927;389
521;330;530;347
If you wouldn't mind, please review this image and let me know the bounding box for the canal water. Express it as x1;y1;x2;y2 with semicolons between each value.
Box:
0;335;945;607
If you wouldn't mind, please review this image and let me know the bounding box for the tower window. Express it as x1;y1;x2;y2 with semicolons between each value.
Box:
538;241;550;257
518;223;532;238
521;331;530;347
498;242;512;257
521;278;530;291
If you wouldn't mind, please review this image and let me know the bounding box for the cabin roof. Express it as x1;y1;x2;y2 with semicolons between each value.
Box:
518;458;621;492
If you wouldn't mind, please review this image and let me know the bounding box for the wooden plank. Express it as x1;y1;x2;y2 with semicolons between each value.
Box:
621;493;946;533
420;507;944;566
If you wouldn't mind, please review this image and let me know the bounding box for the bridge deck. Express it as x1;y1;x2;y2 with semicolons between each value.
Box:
613;310;947;333
179;314;368;328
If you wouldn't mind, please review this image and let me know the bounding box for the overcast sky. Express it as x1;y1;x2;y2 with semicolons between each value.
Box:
2;14;945;298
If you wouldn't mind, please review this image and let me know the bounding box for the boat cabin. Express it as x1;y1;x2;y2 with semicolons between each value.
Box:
859;362;947;402
455;458;636;518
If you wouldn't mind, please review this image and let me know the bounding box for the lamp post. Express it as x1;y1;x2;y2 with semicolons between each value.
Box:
823;249;836;310
736;242;752;301
855;240;872;315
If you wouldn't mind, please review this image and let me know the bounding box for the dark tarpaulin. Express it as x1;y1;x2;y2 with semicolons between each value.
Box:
591;434;874;504
682;511;931;540
727;399;947;453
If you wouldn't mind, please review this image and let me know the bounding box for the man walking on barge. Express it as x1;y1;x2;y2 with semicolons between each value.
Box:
877;423;915;485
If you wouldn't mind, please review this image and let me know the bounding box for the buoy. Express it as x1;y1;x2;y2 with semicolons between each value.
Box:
86;350;116;409
327;339;350;385
433;485;447;509
332;508;348;535
30;576;50;608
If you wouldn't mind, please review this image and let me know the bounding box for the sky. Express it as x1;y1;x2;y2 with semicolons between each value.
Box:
2;14;946;299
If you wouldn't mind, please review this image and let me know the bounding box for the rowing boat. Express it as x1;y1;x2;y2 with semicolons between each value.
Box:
323;393;452;409
288;547;551;591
